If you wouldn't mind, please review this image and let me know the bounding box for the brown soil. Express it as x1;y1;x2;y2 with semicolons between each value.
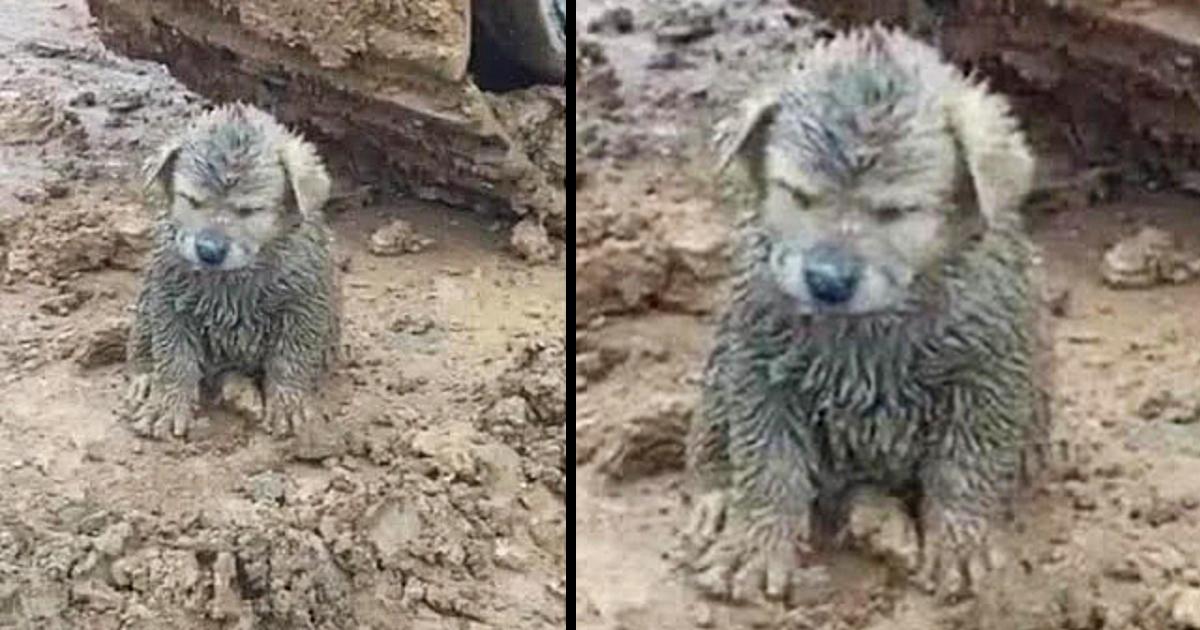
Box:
0;2;565;629
577;1;1200;628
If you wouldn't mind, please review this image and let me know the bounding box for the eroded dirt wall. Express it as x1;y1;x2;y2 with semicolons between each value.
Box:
804;0;1200;188
86;0;564;241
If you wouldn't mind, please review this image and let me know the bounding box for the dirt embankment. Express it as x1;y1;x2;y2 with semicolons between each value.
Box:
85;0;566;257
807;0;1200;192
0;2;566;629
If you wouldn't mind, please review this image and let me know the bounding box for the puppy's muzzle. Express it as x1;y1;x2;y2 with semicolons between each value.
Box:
803;243;863;305
194;229;231;267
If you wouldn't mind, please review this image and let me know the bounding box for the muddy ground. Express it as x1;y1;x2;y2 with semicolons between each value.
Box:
0;1;566;629
577;1;1200;629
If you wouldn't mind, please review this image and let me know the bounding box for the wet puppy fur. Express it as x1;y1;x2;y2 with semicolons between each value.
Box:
685;25;1051;603
126;102;340;439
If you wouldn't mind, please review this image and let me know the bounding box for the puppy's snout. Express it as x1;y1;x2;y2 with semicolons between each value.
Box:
194;229;230;266
803;243;863;305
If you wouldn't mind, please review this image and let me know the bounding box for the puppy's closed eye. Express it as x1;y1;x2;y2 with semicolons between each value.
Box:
875;205;918;222
770;180;812;208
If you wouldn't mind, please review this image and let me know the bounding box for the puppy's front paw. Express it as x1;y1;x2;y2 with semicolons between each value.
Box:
127;383;198;440
124;373;153;416
682;489;730;560
686;510;813;605
916;506;1002;603
264;387;317;437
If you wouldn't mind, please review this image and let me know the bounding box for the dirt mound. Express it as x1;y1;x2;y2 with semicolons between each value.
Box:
576;176;730;324
0;92;87;147
5;200;150;284
480;337;568;496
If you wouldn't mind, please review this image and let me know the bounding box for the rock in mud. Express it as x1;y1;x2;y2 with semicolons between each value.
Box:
1173;588;1200;629
485;395;531;429
75;319;130;369
1101;227;1200;289
481;337;566;494
287;418;349;462
368;219;434;256
0;93;86;147
647;50;694;71
574;345;628;386
498;338;566;426
655;5;718;45
510;217;557;263
39;287;92;317
71;580;122;612
842;489;920;573
1135;389;1200;425
245;471;287;506
208;551;242;621
219;375;263;423
411;425;484;484
94;521;133;558
588;7;636;35
587;393;692;481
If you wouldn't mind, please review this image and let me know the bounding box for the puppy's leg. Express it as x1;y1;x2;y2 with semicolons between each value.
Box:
124;287;156;415
262;306;335;436
130;314;202;439
688;391;817;605
682;380;733;559
916;390;1025;601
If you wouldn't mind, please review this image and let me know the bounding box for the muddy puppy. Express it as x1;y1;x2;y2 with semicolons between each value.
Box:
683;26;1050;602
126;103;339;440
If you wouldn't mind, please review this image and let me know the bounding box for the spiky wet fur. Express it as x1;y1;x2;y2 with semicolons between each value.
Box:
685;26;1051;602
126;103;339;440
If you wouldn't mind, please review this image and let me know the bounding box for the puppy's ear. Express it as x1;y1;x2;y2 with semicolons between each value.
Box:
278;136;331;219
142;140;182;198
945;80;1035;228
714;91;780;177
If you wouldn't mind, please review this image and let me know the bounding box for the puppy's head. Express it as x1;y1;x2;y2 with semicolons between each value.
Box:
144;103;331;272
717;26;1033;316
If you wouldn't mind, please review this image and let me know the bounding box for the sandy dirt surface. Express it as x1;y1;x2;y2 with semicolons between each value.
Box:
577;1;1200;629
0;1;565;629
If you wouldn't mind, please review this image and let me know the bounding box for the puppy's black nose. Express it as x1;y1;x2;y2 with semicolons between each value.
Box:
804;244;862;305
194;230;229;266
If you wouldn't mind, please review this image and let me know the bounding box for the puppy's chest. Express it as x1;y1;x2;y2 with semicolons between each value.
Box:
767;342;941;470
176;282;279;367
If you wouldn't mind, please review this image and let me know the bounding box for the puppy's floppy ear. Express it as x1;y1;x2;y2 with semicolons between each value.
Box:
949;133;981;227
142;139;182;198
278;136;332;219
944;79;1035;228
714;90;780;177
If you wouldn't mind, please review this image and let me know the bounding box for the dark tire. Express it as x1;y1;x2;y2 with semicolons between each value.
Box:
474;0;565;84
